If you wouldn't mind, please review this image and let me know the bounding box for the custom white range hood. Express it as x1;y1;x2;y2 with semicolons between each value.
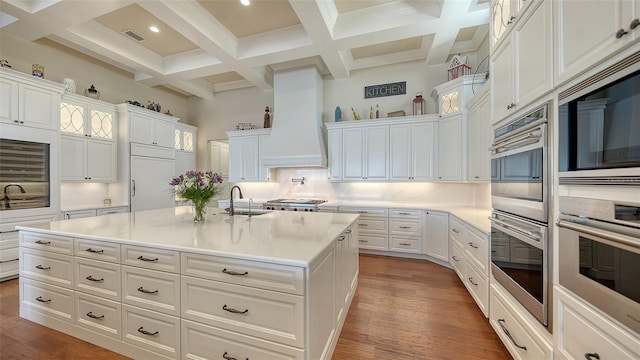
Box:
262;66;327;168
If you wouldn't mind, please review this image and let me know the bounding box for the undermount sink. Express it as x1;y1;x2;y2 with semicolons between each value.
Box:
224;208;272;216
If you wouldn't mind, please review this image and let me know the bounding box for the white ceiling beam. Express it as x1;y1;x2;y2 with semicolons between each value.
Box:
171;79;214;99
288;0;349;79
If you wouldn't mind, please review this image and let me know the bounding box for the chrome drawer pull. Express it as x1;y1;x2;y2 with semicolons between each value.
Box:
399;243;412;246
468;242;479;249
359;223;368;227
338;236;345;242
584;353;600;360
357;211;369;214
222;268;248;276
85;275;104;282
359;240;368;243
399;226;412;229
137;287;158;294
86;312;104;320
35;265;51;270
398;212;411;215
452;256;460;262
222;304;248;314
345;229;352;234
35;240;50;245
452;229;460;233
86;248;104;254
136;255;158;262
468;277;478;286
497;319;527;351
137;327;158;336
222;352;248;360
35;296;51;303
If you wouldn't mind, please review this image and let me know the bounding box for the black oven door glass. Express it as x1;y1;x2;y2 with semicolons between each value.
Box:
559;69;640;171
491;226;544;303
578;236;640;303
491;148;543;202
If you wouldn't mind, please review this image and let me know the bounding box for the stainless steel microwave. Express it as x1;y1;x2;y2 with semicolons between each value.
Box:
558;52;640;185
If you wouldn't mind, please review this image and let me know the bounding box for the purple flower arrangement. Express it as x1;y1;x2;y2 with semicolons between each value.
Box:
171;171;223;222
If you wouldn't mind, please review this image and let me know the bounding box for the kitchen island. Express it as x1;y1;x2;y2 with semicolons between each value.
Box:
17;207;359;360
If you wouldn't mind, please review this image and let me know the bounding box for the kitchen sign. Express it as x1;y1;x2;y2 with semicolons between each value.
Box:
364;81;406;99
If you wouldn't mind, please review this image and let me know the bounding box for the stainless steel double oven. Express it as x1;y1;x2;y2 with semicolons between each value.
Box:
490;103;551;328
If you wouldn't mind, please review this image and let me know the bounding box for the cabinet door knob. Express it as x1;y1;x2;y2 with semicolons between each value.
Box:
584;353;600;360
616;28;628;38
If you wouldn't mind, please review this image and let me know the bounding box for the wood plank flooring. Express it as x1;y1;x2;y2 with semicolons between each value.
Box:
0;254;510;360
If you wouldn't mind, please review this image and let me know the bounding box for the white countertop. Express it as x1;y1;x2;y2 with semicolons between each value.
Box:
17;207;359;267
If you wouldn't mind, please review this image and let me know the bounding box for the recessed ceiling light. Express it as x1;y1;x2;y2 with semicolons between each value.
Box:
240;0;250;6
149;26;160;33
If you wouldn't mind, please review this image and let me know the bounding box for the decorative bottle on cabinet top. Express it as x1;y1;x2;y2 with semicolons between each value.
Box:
335;106;342;122
264;106;271;128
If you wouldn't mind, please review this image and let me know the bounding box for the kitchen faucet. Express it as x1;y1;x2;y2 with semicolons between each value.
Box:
229;185;244;216
3;184;26;209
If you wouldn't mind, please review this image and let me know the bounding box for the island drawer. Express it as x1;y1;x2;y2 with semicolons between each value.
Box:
19;248;73;289
389;209;421;218
122;265;180;316
75;257;121;301
75;292;122;340
75;238;121;263
21;277;73;323
389;236;421;253
181;253;304;295
20;232;73;255
121;245;179;273
122;304;180;359
181;276;304;348
182;319;304;360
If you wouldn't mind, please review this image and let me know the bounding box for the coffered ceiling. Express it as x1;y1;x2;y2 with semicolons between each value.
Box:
0;0;489;99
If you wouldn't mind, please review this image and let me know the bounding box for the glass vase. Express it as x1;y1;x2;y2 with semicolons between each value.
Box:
191;199;209;223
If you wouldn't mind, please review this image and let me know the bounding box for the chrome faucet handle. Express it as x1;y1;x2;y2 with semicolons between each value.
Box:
248;198;253;217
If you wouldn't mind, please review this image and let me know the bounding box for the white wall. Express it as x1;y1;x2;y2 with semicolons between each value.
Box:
0;32;189;121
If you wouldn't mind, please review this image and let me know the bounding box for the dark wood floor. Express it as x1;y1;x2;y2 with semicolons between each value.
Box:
0;254;510;360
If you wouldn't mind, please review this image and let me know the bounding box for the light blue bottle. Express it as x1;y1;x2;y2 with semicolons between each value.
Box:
335;106;342;122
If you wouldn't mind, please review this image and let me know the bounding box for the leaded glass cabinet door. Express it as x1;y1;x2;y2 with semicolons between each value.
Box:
60;101;85;136
90;108;114;140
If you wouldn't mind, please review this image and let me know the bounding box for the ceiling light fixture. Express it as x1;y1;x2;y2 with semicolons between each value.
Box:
240;0;250;6
149;26;160;33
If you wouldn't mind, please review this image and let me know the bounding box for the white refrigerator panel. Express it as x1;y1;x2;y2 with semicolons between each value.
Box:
130;156;175;212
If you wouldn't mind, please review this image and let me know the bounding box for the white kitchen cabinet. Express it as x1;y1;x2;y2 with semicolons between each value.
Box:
62;206;129;220
490;0;532;49
61;136;116;182
128;109;175;148
0;68;63;130
174;123;197;176
491;0;552;124
227;129;273;182
438;114;465;181
340;207;389;251
467;84;491;182
554;0;640;87
491;282;553;360
390;121;437;181
555;286;640;360
60;95;117;182
209;140;229;176
327;128;342;181
422;210;449;261
342;125;388;181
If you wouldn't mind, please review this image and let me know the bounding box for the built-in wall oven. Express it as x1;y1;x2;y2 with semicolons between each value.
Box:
491;104;548;223
490;103;552;328
558;196;640;335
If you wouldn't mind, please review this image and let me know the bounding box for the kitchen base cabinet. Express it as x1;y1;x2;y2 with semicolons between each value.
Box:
423;210;449;261
75;292;122;339
490;282;553;360
340;207;389;251
554;286;640;360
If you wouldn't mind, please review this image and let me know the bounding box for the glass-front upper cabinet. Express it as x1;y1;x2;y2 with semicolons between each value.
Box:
175;123;196;152
60;94;116;141
491;0;531;48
